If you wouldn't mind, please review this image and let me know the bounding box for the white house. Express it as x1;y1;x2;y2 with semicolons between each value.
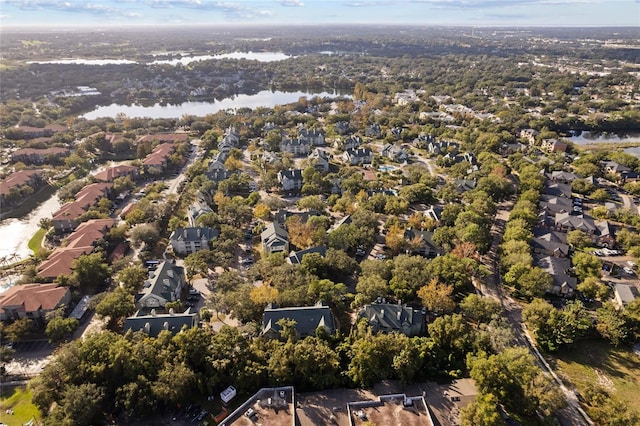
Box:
169;227;219;255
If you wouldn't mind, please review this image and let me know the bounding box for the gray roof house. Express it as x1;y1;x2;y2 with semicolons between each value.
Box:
404;229;443;258
135;262;185;310
539;194;573;214
274;209;322;228
614;283;639;310
261;222;289;255
424;205;443;222
337;135;363;151
280;138;312;156
124;308;198;337
169;227;219;255
298;128;325;146
382;144;408;163
544;182;572;198
550;170;578;183
555;213;596;235
537;256;576;297
342;148;373;165
187;192;213;227
308;148;330;172
532;228;570;258
278;169;304;192
287;246;327;265
358;303;425;336
261;302;336;339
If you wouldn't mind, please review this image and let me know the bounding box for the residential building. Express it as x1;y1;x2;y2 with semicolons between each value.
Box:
280;138;311;156
187;193;213;227
169;227;219;255
541;138;568;153
358;303;425;336
595;221;616;248
0;169;45;207
51;182;113;233
519;128;539;145
308;148;330;172
261;302;336;339
365;123;382;138
298;128;325;146
342;148;373;165
424;205;443;222
0;284;71;323
337;135;363;151
544;182;572;198
278;169;304;191
261;222;289;255
10;147;69;164
287;246;327;265
539;194;573;214
208;152;228;171
453;178;477;193
613;283;639;310
550;170;579;184
537;256;576;297
142;142;175;174
382;144;408;162
274;209;322;228
404;229;443;258
123;308;199;337
555;213;596;235
532;228;570;258
137;133;189;144
135;261;185;310
94;164;138;182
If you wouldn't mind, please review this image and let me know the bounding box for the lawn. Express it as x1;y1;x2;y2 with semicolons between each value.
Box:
27;228;46;254
0;386;41;426
551;339;640;416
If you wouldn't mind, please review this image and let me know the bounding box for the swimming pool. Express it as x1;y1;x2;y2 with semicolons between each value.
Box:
378;165;397;172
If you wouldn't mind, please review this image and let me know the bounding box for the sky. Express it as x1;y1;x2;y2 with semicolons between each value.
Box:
0;0;638;28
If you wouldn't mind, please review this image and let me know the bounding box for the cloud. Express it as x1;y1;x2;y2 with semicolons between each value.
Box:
345;1;397;6
0;0;140;18
275;0;304;6
410;0;597;7
147;0;272;19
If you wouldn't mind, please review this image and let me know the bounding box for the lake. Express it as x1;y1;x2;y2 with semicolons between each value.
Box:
566;131;640;145
0;194;60;264
27;51;292;66
83;90;349;119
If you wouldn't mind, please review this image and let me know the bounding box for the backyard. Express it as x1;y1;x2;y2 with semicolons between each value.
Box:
0;386;40;426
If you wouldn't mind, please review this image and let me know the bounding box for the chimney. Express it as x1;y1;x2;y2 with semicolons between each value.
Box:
380;309;385;318
169;308;174;315
397;311;402;321
151;309;156;317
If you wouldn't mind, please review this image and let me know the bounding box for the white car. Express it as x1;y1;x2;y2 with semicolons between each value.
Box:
623;267;635;275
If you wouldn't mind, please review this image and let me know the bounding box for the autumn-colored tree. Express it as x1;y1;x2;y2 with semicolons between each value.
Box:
253;203;271;220
287;216;315;250
250;284;279;305
452;241;479;260
417;278;456;314
385;224;407;255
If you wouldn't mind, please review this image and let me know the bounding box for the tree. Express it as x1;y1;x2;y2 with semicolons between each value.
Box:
596;302;631;346
46;317;79;344
47;383;105;426
577;276;609;300
389;255;430;301
417;278;456;315
500;239;532;270
116;265;148;294
129;223;160;248
71;252;110;293
253;203;271;220
572;252;601;281
567;229;593;249
460;294;501;325
95;287;136;329
460;394;504;426
355;273;390;306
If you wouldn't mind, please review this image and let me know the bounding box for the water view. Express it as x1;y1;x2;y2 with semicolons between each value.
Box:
83;90;348;119
566;131;640;145
27;59;138;65
0;194;60;263
150;51;292;66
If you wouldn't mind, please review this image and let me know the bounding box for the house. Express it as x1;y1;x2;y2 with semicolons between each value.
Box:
550;170;579;184
94;164;138;182
261;222;289;255
544;182;572;198
537;256;576;297
453;178;477;193
261;302;336;339
0;169;45;207
404;229;443;258
334;121;351;135
613;283;639;310
135;261;185;310
595;221;616;248
298;128;325;146
365;123;382;138
337;135;363;151
532;228;570;258
287;246;327;265
142;142;176;174
0;284;71;324
519;128;539;145
427;140;459;156
280;138;311;156
539;194;573;214
51;182;113;233
278;169;303;191
382;144;408;163
308;148;330;172
208;152;228;171
10;147;70;164
222;126;240;146
187;193;213;227
169;227;219;255
342;148;373;166
218;138;235;155
541;138;568;153
555;213;596;235
424;205;443;222
274;209;322;228
603;161;631;177
358;303;425;336
123;308;198;337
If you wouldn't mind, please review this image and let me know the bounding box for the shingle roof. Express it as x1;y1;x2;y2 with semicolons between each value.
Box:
0;283;69;314
262;303;335;338
124;308;198;337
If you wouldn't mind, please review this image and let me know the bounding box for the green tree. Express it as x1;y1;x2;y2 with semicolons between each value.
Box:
460;394;504;426
95;287;136;329
71;252;110;293
45;317;78;345
460;294;501;325
116;265;148;294
577;276;609;300
596;302;631;346
572;252;601;281
417;278;456;315
567;229;593;249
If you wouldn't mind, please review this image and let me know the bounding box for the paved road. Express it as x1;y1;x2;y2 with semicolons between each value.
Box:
480;197;593;426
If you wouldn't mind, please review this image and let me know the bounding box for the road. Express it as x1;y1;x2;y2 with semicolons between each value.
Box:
480;197;593;426
620;193;640;215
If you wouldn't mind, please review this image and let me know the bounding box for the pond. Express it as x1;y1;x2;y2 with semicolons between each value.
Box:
83;90;349;119
566;131;640;145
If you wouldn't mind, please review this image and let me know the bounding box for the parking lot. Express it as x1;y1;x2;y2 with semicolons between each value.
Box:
5;340;54;377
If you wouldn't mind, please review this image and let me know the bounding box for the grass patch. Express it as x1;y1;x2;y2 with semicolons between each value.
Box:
0;386;41;426
27;228;46;255
551;339;640;416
